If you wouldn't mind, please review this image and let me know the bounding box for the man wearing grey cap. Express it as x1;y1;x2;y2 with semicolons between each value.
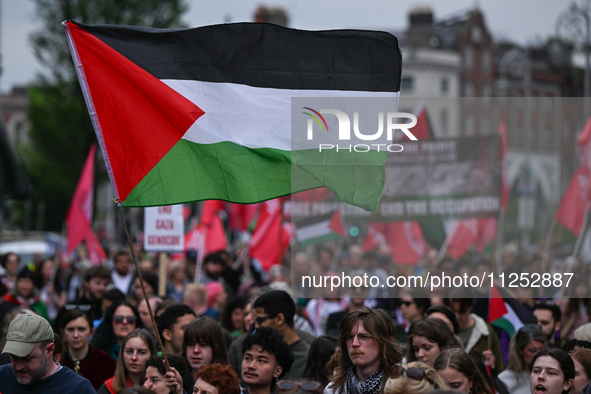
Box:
0;313;96;393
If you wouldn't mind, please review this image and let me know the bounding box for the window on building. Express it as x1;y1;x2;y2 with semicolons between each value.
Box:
480;117;489;135
563;118;571;143
464;45;473;69
464;113;474;136
464;80;474;97
482;49;491;72
471;26;482;44
441;78;449;94
440;108;448;136
482;82;491;97
543;126;553;149
401;76;414;92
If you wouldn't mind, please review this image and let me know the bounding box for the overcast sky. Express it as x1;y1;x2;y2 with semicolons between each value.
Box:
0;0;575;93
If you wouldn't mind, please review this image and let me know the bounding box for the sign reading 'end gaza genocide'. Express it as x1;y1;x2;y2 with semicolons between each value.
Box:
144;205;185;252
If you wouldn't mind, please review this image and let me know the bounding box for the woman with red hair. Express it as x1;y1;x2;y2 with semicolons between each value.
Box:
194;364;240;394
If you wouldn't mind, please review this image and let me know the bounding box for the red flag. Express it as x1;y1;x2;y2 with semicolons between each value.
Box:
249;199;288;271
362;223;387;251
386;222;428;264
66;145;96;254
200;200;225;227
228;203;259;231
445;218;497;258
500;121;510;211
556;166;589;236
85;228;107;264
328;211;345;236
185;214;227;255
397;103;433;141
488;284;508;323
445;219;479;259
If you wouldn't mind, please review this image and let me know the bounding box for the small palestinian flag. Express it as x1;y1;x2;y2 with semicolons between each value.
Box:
296;211;345;247
489;285;536;337
63;21;402;211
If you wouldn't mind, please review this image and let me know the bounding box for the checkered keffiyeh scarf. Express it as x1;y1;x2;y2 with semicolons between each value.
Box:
345;366;384;394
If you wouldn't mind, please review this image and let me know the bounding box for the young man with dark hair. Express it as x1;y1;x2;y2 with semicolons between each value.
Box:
241;326;294;394
533;300;562;346
112;251;134;295
253;290;310;380
53;264;112;332
447;288;504;371
157;303;196;356
326;308;401;394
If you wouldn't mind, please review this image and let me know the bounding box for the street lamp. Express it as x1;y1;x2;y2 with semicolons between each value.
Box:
499;47;533;252
557;0;591;117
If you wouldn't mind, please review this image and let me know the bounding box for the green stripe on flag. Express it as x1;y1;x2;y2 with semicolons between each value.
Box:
125;139;387;210
491;317;516;337
299;232;341;248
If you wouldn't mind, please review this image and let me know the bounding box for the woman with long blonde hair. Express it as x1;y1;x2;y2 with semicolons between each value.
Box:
498;325;547;394
98;329;158;394
384;361;446;394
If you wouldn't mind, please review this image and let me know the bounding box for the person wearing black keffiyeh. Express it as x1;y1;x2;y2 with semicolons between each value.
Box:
324;308;402;394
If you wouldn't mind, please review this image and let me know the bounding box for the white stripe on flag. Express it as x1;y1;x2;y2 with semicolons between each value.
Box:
296;220;333;242
163;79;399;151
503;303;525;332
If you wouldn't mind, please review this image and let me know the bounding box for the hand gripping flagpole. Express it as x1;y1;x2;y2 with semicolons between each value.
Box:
113;199;179;394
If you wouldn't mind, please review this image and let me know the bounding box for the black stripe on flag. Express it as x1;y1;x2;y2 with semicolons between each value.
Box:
68;21;401;92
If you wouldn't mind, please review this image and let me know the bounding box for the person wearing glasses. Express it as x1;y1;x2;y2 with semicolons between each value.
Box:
94;300;143;360
399;289;431;330
498;325;547;394
98;328;158;394
241;326;294;394
253;290;311;380
181;316;229;387
325;308;402;394
61;308;117;390
433;348;493;394
384;362;446;394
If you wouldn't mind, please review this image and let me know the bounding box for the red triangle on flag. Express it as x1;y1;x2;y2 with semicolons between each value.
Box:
488;285;508;322
66;22;205;202
328;211;345;236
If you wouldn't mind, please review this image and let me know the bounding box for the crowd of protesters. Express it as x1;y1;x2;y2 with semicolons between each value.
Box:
0;242;591;394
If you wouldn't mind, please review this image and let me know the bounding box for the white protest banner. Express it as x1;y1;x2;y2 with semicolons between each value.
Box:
144;205;184;252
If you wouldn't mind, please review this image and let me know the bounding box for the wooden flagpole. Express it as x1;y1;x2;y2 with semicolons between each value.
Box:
114;200;178;394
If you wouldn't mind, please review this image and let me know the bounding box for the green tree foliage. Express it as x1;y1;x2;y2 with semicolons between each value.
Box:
24;0;188;231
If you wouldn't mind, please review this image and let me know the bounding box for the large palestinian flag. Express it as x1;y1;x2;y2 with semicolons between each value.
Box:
63;21;402;211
